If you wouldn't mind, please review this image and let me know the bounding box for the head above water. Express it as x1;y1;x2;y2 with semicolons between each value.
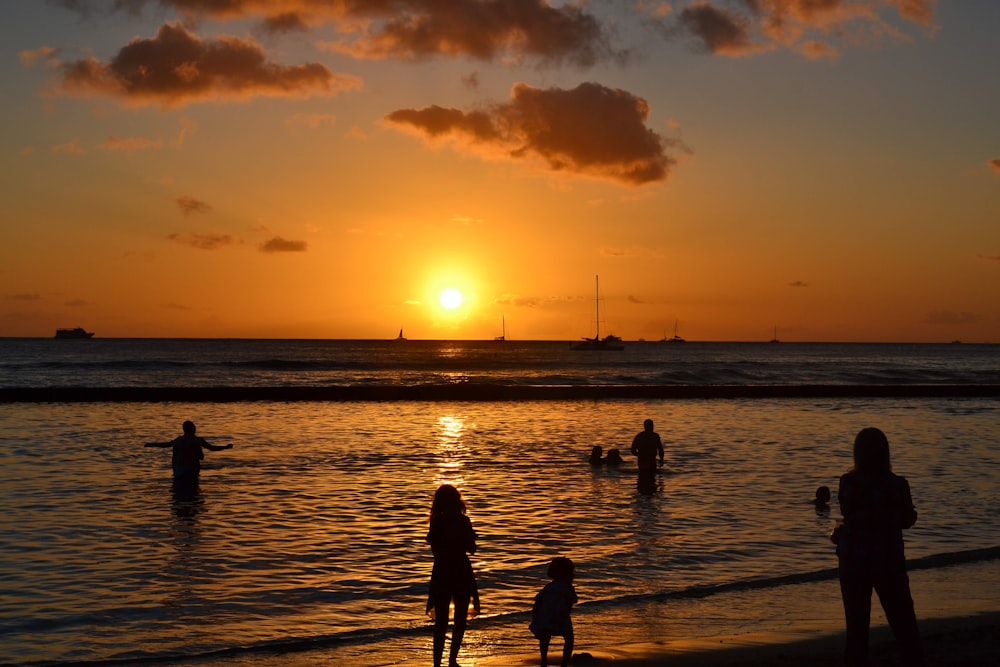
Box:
431;484;467;517
853;427;892;475
643;419;654;431
815;485;831;503
182;420;196;435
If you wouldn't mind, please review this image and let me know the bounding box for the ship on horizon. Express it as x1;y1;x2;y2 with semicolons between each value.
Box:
54;327;94;339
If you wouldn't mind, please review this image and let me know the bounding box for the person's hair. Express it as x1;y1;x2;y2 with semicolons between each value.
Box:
590;446;603;459
548;556;575;582
430;484;466;519
182;420;196;435
643;419;654;430
853;427;892;475
815;485;831;502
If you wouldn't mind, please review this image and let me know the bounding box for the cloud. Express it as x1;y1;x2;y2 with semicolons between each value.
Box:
20;46;59;67
100;135;164;151
51;140;84;155
175;195;212;215
385;82;678;186
988;159;1000;175
172;117;198;147
7;293;42;301
286;112;337;129
788;280;809;288
97;0;616;66
64;298;88;306
57;23;361;107
977;254;1000;263
168;232;237;250
260;237;307;253
923;310;977;325
660;0;937;58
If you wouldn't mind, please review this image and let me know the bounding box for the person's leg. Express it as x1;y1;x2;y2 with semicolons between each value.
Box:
448;592;471;666
839;561;873;667
538;633;551;667
874;568;924;667
561;630;574;667
433;596;450;667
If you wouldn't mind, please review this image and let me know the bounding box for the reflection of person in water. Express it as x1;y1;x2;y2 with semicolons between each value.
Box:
144;420;233;488
836;427;923;667
426;484;479;667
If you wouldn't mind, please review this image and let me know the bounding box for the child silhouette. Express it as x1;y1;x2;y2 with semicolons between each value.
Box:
529;556;577;667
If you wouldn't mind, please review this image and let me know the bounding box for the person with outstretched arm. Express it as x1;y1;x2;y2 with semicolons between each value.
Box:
145;420;233;487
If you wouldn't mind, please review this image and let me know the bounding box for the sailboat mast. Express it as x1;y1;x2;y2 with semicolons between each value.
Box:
595;275;600;340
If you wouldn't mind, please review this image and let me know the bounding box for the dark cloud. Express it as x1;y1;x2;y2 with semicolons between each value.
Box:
7;293;42;301
988;159;1000;175
168;232;238;250
57;23;360;107
260;237;307;253
385;82;678;186
64;298;89;306
175;195;212;215
676;3;769;56
788;281;809;288
977;254;1000;263
69;0;616;66
661;0;936;58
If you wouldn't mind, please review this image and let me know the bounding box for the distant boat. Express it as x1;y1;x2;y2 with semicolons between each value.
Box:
494;316;506;341
661;320;685;343
770;327;780;343
55;327;94;339
394;328;407;341
571;276;624;351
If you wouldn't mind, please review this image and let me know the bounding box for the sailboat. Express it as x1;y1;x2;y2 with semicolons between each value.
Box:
662;320;685;343
571;276;624;351
394;328;407;341
494;316;506;341
769;326;780;343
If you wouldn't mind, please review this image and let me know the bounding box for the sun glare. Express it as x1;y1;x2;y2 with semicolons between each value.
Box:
439;288;463;310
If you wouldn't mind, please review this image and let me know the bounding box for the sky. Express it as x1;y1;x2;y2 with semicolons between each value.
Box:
1;0;997;342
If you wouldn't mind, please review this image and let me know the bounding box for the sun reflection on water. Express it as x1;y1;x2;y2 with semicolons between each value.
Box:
434;414;467;487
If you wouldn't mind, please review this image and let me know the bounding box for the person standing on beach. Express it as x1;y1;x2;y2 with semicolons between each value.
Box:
630;419;664;473
426;484;480;667
144;420;233;487
836;427;924;667
530;556;577;667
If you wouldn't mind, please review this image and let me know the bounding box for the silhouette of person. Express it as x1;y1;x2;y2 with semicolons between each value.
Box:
630;419;664;474
604;448;624;465
530;556;577;667
144;420;233;488
837;427;923;667
589;446;604;466
814;485;831;512
426;484;479;667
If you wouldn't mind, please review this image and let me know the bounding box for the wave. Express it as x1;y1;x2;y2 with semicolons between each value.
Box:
14;546;997;667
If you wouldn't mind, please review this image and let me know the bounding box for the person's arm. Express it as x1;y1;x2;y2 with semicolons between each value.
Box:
899;477;917;529
202;440;233;451
630;434;640;456
466;518;478;555
656;435;664;466
144;441;172;448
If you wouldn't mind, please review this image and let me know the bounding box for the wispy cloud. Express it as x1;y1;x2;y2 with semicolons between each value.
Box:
19;46;59;67
977;254;1000;263
923;310;977;325
788;281;809;288
56;23;361;108
175;196;212;216
988;159;1000;176
6;293;42;301
50;140;84;155
100;136;164;152
259;237;307;253
167;232;238;250
385;82;679;186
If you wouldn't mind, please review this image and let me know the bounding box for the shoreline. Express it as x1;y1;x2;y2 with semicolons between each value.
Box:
4;383;1000;402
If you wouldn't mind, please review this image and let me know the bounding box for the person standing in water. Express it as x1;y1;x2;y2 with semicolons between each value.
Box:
836;427;923;667
630;419;664;474
144;420;233;487
426;484;480;667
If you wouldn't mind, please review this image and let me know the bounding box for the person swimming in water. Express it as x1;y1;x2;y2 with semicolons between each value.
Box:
144;420;233;488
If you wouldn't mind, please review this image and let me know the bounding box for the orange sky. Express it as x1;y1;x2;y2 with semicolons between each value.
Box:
1;1;998;342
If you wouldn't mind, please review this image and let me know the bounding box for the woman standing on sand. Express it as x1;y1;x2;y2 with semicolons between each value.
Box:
426;484;480;667
837;427;924;667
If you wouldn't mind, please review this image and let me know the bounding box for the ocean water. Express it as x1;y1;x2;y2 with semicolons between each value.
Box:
0;340;998;665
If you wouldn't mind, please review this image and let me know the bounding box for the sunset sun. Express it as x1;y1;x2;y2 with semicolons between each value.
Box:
439;288;463;310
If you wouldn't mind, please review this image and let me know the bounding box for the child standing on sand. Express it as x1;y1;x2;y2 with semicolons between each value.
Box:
529;556;577;667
